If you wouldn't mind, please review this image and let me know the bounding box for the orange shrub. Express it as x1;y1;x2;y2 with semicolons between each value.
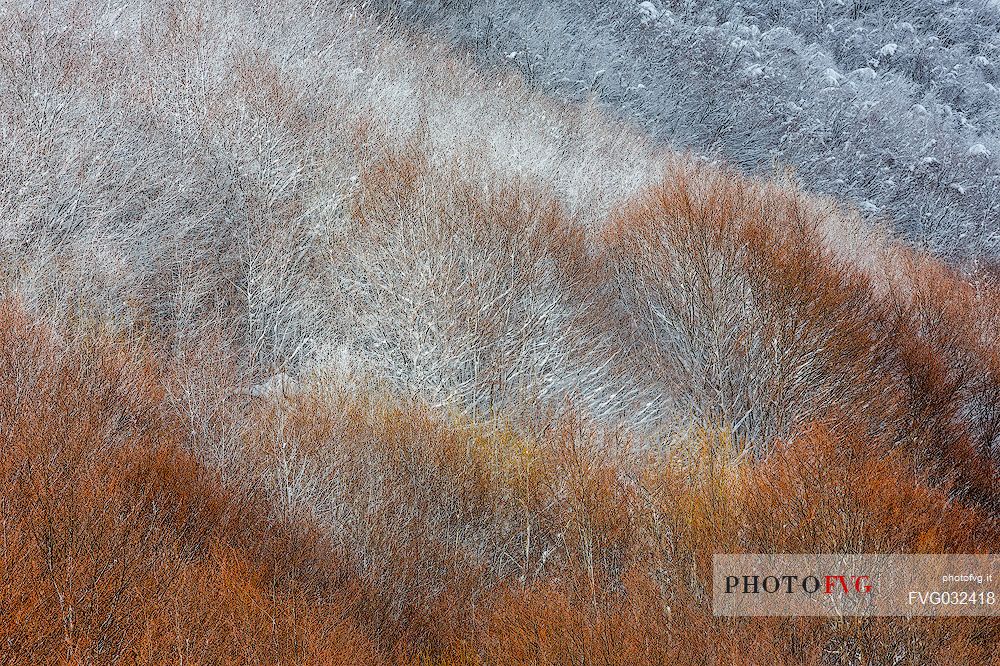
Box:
0;299;387;665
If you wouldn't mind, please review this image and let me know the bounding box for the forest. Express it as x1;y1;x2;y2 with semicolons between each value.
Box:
2;0;999;663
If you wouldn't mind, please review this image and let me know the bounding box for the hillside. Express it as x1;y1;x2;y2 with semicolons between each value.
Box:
376;0;1000;260
3;1;1000;664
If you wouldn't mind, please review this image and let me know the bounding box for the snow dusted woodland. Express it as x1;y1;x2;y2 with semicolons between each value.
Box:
381;0;1000;259
3;1;1000;664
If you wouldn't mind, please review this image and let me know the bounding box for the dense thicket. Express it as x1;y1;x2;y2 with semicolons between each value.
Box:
372;0;1000;260
3;1;1000;663
4;299;999;664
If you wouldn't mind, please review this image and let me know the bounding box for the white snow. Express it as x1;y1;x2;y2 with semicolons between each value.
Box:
821;67;846;86
879;43;899;58
969;143;992;157
761;27;795;48
638;1;660;23
850;67;877;82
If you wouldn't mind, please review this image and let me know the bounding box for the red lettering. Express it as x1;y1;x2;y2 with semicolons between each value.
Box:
824;575;849;594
